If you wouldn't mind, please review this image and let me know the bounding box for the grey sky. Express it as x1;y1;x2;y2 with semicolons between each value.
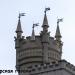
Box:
0;0;75;75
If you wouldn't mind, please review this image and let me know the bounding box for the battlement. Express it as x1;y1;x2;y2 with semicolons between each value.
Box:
15;35;62;68
21;60;75;75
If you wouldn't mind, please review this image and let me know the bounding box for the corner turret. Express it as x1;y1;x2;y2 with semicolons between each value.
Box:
40;8;50;63
55;18;63;57
41;8;50;42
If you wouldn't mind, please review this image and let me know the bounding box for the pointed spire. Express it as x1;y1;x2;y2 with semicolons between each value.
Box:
42;8;50;32
42;8;50;27
31;23;39;40
16;17;23;33
42;13;49;27
15;13;25;38
16;13;25;33
55;18;63;41
55;24;61;38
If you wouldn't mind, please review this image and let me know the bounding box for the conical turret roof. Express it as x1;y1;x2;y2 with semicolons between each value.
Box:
55;24;61;38
42;13;49;27
16;18;23;33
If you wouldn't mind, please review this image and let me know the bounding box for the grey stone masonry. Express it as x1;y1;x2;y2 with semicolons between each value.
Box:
15;34;63;70
15;10;64;75
20;60;75;75
29;60;75;75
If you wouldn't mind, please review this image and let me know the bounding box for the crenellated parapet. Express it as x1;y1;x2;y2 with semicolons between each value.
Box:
15;35;63;69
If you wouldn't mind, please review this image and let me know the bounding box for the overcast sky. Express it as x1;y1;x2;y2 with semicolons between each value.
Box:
0;0;75;75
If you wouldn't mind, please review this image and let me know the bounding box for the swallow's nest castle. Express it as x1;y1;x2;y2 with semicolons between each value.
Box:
14;8;75;75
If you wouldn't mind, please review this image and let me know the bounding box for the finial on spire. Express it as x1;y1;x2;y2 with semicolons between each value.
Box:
31;23;39;40
32;23;39;28
18;13;25;19
44;7;50;14
57;18;63;25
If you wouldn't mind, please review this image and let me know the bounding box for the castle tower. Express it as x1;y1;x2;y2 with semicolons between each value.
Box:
15;9;63;75
55;19;63;55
